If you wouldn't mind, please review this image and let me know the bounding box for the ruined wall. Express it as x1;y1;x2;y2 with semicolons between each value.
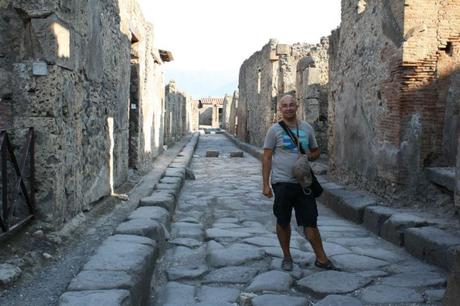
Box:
221;94;232;129
296;38;329;154
329;0;460;197
0;0;167;224
164;81;192;145
228;91;239;135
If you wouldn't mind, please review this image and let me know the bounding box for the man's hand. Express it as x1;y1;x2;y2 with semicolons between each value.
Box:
263;185;273;198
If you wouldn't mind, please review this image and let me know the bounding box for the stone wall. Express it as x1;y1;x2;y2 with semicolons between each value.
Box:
0;0;171;225
238;39;323;147
296;38;329;154
221;94;232;129
329;0;460;198
164;81;194;146
228;91;239;135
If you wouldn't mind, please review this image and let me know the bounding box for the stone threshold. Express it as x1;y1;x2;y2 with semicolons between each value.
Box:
222;130;460;273
58;133;200;306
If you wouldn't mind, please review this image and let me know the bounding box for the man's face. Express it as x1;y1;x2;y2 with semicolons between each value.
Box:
279;97;298;120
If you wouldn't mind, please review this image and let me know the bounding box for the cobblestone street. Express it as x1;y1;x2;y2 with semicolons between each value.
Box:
151;134;448;306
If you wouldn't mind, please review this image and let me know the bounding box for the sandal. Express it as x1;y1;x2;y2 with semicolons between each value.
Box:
281;258;293;271
314;259;340;271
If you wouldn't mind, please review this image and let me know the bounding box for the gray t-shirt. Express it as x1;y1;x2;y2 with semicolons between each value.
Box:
263;121;318;184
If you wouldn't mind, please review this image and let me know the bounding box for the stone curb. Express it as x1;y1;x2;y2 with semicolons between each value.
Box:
58;133;200;306
319;177;460;272
221;130;460;272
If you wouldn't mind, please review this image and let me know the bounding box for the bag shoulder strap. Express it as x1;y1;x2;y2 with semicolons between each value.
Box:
278;121;306;155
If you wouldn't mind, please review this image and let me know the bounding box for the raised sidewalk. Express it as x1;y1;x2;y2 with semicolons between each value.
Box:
58;133;199;306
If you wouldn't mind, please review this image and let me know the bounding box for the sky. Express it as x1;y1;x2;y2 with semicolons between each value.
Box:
138;0;341;99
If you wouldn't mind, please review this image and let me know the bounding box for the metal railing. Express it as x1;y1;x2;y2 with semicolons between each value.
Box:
0;128;35;234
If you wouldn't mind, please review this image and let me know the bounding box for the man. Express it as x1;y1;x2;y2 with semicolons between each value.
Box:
262;94;336;271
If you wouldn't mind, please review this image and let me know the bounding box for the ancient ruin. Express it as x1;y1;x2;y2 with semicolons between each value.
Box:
1;0;460;305
237;39;330;147
0;0;188;225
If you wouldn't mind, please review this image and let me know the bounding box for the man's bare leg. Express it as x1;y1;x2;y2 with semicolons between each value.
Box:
304;226;328;263
276;223;292;259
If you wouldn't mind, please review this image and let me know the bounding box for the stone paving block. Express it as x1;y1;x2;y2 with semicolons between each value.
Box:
330;254;388;271
67;271;145;306
156;282;195;305
68;270;135;291
359;284;424;304
197;286;240;304
315;295;363;306
363;206;396;235
164;167;186;178
155;182;181;195
322;188;377;223
128;206;170;226
251;294;309;306
203;266;259;284
115;218;165;242
379;271;446;287
246;270;293;292
207;243;265;268
229;151;244;157
171;222;204;240
160;176;183;187
59;289;131;306
425;289;445;303
83;235;157;276
404;226;460;270
170;237;202;248
297;271;370;297
205;150;219;157
139;192;175;213
380;213;430;246
166;265;208;281
168;162;187;168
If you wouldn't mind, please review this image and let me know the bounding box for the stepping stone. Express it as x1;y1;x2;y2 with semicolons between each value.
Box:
315;295;363;306
59;290;131;306
203;266;258;284
206;150;219;157
360;285;424;304
230;151;244;157
297;271;370;297
247;270;293;292
197;286;240;304
379;271;446;287
166;265;208;280
331;254;388;271
156;282;195;305
207;243;265;267
251;294;309;306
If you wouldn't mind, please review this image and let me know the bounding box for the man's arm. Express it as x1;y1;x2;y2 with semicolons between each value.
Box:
308;147;320;161
262;148;273;198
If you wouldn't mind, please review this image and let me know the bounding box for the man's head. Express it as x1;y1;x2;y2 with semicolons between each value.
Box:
278;95;298;121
